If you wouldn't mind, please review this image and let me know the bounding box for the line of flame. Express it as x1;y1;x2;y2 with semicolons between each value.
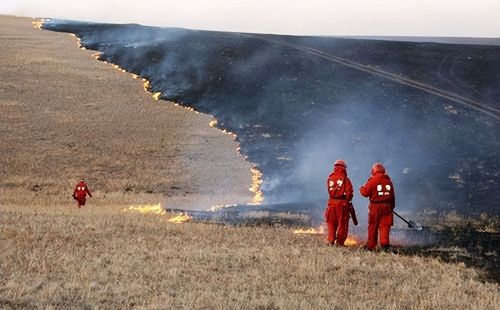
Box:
123;203;165;215
293;226;326;235
207;116;264;206
63;30;163;102
123;204;193;224
173;103;198;113
249;167;264;204
168;213;193;224
60;25;265;208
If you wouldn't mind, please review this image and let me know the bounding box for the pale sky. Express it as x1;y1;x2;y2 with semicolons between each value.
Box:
1;0;499;37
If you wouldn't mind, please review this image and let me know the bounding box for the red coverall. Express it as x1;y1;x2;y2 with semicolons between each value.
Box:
324;165;353;246
73;180;92;208
359;164;395;250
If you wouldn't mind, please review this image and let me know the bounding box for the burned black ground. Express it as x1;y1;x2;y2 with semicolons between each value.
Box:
43;20;500;217
395;226;500;283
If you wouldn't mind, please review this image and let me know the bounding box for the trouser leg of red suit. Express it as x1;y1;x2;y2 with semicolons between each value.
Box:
77;198;86;208
379;206;394;246
367;204;382;250
336;205;350;246
379;225;391;246
325;206;338;244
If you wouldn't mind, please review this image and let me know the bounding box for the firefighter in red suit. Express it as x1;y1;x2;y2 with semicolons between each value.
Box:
360;163;395;250
73;179;92;208
325;159;353;246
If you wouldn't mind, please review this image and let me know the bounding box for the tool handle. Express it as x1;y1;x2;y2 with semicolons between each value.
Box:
349;204;358;226
393;210;412;226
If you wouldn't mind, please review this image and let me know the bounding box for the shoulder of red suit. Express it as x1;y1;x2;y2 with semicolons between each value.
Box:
373;173;391;180
330;172;347;178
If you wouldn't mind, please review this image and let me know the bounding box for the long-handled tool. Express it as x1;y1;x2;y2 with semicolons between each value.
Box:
393;211;422;230
349;203;358;226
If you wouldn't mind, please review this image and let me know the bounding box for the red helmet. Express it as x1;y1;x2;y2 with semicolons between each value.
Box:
371;162;386;175
334;159;347;168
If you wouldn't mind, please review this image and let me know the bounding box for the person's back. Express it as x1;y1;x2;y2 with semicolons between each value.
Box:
360;163;395;250
360;172;394;205
325;160;353;246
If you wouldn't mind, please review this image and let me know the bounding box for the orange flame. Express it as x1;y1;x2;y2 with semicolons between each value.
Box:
344;237;359;247
32;18;48;30
209;119;218;128
152;92;161;100
123;204;192;224
142;79;150;92
293;226;360;247
168;213;193;224
293;226;325;235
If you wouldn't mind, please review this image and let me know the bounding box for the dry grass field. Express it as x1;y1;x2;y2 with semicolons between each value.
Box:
1;203;499;309
0;16;499;309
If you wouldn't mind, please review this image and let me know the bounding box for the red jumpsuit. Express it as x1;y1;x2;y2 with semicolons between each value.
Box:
324;166;353;246
73;180;92;208
360;165;395;250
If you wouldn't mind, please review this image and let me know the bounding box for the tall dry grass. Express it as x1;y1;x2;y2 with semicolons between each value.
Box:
1;203;499;309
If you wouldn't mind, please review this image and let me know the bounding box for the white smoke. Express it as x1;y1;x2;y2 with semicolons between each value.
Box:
1;0;500;37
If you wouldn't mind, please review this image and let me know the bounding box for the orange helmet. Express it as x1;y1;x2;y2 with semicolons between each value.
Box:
371;162;386;175
334;159;347;168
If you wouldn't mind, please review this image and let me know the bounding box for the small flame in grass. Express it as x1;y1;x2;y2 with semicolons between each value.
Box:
68;34;87;51
152;92;161;100
294;226;325;235
173;103;200;114
32;18;48;30
142;79;150;91
131;74;140;80
344;237;359;247
168;213;193;224
209;119;218;128
208;204;238;212
124;203;165;215
249;167;264;205
110;64;126;73
293;226;360;247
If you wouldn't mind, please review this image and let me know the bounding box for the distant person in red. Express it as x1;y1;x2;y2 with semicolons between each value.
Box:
324;159;353;246
360;163;395;250
73;178;92;208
